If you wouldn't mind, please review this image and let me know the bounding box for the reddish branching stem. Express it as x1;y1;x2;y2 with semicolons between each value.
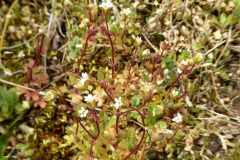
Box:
169;64;195;100
76;28;98;75
77;118;95;139
59;96;100;158
114;101;147;159
124;130;146;160
95;80;115;102
87;109;100;158
77;110;100;158
28;34;45;83
169;65;193;91
187;64;195;78
102;13;115;82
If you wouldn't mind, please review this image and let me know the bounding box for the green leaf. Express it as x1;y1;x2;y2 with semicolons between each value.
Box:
128;141;135;150
1;104;13;118
211;15;219;25
145;116;157;134
156;121;167;130
233;0;240;7
216;69;230;80
165;143;174;153
97;67;105;81
15;103;24;112
220;13;228;26
192;43;203;51
63;135;75;145
163;56;174;70
130;97;141;108
16;143;30;150
128;112;141;123
147;103;163;118
110;24;120;34
0;135;9;159
181;50;191;60
0;87;23;118
118;140;128;149
68;36;81;60
107;118;116;125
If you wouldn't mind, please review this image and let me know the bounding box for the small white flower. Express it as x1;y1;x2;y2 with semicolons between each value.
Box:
194;52;204;63
162;32;168;38
44;90;55;101
142;49;150;56
78;107;88;118
76;44;82;48
99;0;113;10
177;68;182;74
52;56;57;60
122;8;131;15
197;52;203;60
84;94;97;103
81;72;88;80
157;79;164;85
163;69;169;75
114;97;122;109
172;112;183;123
18;51;25;58
208;53;213;59
172;89;179;97
74;72;88;88
39;91;46;96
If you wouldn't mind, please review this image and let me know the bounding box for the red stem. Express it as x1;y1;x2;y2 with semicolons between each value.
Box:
124;130;146;160
103;13;115;82
78;118;95;139
28;35;44;82
76;28;98;75
95;80;115;102
115;104;146;159
150;50;164;82
169;65;192;91
59;96;100;158
113;101;146;148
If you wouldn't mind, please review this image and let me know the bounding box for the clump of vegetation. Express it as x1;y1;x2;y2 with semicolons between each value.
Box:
0;0;240;160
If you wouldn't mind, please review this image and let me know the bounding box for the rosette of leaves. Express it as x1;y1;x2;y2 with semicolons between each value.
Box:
0;87;28;159
0;87;25;119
